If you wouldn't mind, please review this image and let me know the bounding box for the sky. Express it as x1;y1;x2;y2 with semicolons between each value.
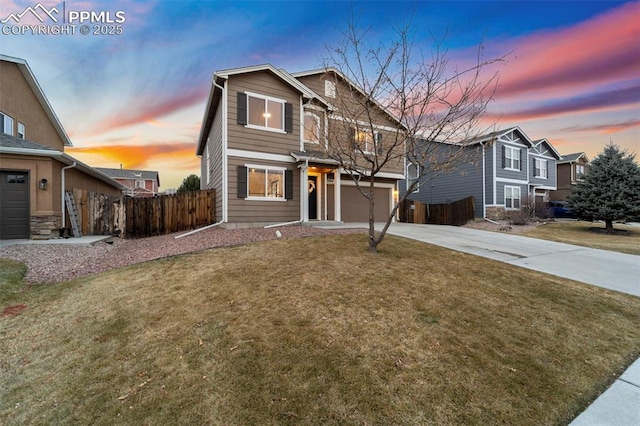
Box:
1;0;638;190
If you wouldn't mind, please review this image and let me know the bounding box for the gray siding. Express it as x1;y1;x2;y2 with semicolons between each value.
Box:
494;140;529;182
401;144;485;217
485;144;494;206
496;182;528;207
201;102;224;220
528;155;557;188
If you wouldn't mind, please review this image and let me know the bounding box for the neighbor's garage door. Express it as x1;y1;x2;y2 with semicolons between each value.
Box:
341;186;390;222
0;171;30;239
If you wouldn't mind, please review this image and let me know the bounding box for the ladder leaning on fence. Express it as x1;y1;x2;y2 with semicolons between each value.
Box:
64;191;82;237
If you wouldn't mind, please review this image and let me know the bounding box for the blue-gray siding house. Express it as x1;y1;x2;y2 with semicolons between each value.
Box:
402;127;561;220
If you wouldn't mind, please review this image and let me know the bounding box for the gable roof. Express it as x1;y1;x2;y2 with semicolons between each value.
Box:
0;133;125;190
96;167;160;186
197;64;330;156
461;126;534;147
0;54;73;147
531;138;562;160
558;152;589;164
291;67;406;130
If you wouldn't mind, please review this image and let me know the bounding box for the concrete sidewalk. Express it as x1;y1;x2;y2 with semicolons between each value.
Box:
319;222;640;425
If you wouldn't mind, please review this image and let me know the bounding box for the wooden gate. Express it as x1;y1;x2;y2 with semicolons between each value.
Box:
399;196;474;226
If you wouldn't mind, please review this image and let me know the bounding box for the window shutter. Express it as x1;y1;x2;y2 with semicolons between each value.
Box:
376;132;383;155
501;145;506;168
520;149;524;171
533;158;536;176
237;166;247;198
237;93;247;125
349;127;356;151
284;103;293;133
285;170;293;200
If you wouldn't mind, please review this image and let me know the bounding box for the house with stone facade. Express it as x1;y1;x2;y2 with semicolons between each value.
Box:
0;54;124;240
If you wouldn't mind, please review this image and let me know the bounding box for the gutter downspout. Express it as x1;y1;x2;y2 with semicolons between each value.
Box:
61;162;77;229
213;80;228;223
481;142;486;219
264;220;302;229
175;220;224;239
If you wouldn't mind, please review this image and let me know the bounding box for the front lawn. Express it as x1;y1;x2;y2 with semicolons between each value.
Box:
524;221;640;255
1;234;639;424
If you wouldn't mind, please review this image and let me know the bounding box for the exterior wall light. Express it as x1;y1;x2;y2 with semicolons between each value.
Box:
39;178;48;190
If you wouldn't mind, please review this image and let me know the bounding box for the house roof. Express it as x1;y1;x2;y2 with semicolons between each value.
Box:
531;138;562;160
558;152;589;164
0;134;126;190
95;167;160;186
291;67;407;130
0;54;73;147
462;126;534;147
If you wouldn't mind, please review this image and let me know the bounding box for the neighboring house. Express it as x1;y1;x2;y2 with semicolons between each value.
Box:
550;152;589;201
402;127;561;220
96;167;160;197
196;64;405;227
0;54;125;240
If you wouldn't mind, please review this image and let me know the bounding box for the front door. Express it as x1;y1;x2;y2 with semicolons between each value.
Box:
308;176;317;220
0;171;30;239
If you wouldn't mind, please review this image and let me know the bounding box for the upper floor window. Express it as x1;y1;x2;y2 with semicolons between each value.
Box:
135;179;145;189
534;158;547;178
237;92;292;133
575;164;585;180
17;122;25;139
351;128;382;154
325;80;336;98
503;146;520;170
303;112;320;144
1;112;14;136
407;162;420;193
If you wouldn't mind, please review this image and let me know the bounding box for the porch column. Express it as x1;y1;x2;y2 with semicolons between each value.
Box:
300;163;308;222
334;168;341;222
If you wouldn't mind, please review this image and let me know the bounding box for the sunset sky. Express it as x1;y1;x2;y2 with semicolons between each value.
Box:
1;0;638;190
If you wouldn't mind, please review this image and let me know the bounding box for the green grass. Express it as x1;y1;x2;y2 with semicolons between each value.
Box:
524;221;640;255
1;234;640;425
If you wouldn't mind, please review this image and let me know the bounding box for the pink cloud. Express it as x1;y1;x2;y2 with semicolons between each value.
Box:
494;2;640;99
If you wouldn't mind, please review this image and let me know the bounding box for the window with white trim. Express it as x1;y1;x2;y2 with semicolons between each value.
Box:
407;162;420;193
504;186;521;209
504;146;520;170
534;158;547;178
17;122;25;139
575;164;585;180
248;166;285;199
247;94;284;131
303;112;320;143
353;128;381;154
135;179;145;189
325;80;336;98
1;112;14;136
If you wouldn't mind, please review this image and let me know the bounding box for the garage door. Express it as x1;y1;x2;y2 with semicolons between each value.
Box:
0;171;30;239
341;186;390;223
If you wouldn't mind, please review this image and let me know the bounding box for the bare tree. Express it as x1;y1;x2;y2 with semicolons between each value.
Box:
322;18;504;253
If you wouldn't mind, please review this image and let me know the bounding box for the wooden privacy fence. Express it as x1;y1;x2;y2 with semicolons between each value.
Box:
399;196;475;226
72;189;124;236
124;190;216;238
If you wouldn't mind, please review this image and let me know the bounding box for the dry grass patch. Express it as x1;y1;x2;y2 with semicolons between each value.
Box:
524;221;640;255
1;234;640;425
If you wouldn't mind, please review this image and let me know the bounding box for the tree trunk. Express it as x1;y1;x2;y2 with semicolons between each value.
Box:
605;219;614;234
368;179;378;254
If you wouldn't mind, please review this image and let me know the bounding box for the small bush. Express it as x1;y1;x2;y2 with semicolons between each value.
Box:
509;196;534;225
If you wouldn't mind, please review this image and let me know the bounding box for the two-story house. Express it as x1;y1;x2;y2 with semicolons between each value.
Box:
196;64;406;227
550;152;589;201
96;167;160;197
402;127;560;220
0;54;124;240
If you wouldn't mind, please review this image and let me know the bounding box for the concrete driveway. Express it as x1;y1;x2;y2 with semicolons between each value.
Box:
384;223;640;298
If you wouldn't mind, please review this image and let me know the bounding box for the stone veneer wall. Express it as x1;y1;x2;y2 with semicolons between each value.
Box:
485;206;509;221
30;215;62;240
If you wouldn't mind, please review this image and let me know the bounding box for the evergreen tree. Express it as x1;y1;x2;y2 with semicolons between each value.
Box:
568;143;640;232
176;174;201;194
